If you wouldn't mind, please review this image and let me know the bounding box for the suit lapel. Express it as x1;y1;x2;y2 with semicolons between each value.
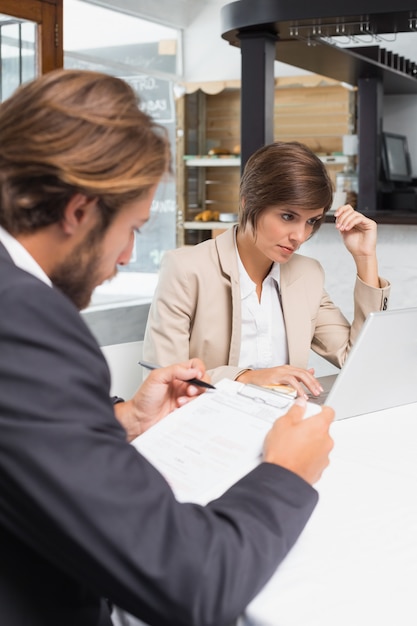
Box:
215;227;242;366
280;258;313;368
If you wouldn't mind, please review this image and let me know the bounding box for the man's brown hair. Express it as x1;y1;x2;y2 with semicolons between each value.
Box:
0;69;170;235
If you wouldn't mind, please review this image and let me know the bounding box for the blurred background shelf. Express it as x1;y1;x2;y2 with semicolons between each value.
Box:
184;156;241;167
183;220;237;230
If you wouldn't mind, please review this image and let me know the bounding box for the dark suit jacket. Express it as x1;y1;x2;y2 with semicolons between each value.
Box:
0;242;318;626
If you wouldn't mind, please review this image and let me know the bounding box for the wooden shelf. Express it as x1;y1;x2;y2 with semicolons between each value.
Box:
183;221;237;230
185;155;346;167
319;155;348;165
184;156;241;167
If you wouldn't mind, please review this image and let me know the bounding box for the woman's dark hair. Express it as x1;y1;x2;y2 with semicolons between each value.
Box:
239;141;333;235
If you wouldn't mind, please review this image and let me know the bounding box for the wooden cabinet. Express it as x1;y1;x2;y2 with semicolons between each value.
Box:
177;76;356;245
182;155;240;245
176;88;240;245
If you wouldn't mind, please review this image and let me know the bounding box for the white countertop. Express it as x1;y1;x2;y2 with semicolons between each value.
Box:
241;402;417;626
84;272;159;312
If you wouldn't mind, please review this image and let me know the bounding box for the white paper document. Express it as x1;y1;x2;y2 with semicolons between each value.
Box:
131;379;320;505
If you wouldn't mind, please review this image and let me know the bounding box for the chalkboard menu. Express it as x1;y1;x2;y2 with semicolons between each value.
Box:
129;75;175;123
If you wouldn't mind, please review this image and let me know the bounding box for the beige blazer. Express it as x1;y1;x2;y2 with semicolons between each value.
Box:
143;227;390;383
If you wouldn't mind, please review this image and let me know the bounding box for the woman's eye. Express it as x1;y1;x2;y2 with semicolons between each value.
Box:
307;218;321;227
281;213;293;221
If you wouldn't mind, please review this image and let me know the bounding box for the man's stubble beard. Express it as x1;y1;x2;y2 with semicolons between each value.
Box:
50;233;107;311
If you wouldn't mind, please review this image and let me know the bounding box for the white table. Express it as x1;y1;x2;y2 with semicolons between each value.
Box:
241;402;417;626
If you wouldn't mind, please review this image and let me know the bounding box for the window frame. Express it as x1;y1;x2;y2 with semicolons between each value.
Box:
0;0;62;73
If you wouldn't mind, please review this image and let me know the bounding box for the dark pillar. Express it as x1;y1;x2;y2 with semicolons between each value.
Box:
357;77;384;214
238;31;276;172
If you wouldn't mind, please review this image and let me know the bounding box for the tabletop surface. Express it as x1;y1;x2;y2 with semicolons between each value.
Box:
241;402;417;626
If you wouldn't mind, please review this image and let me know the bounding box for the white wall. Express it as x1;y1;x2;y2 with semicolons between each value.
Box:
85;0;204;29
183;0;311;83
301;223;417;376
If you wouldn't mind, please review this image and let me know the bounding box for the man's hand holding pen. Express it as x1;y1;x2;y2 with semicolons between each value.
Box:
138;360;216;390
114;358;211;441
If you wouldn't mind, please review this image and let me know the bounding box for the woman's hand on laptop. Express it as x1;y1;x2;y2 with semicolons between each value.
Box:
236;365;324;399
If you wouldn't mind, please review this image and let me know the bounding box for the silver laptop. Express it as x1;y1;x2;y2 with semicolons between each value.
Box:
310;307;417;420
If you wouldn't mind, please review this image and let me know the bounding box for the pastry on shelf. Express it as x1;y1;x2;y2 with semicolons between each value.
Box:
194;208;220;222
207;147;231;156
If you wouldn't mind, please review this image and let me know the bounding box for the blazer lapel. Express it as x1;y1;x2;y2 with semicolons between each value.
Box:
215;227;242;366
280;258;313;368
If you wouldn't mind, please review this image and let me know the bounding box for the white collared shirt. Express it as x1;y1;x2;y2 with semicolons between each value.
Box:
236;241;289;369
0;225;51;286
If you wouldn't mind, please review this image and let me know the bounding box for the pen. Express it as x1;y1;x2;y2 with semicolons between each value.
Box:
138;360;216;390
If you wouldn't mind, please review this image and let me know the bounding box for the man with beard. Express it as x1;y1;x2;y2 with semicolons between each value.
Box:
0;69;334;626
